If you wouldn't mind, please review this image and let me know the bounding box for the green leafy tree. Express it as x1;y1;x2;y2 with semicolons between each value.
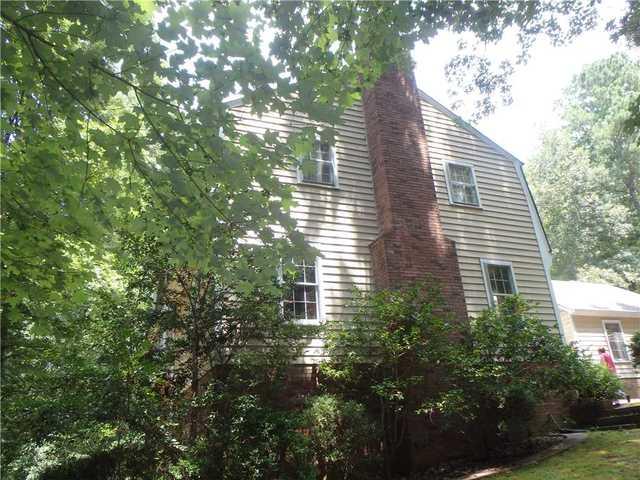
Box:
2;1;638;478
0;0;614;331
527;53;640;291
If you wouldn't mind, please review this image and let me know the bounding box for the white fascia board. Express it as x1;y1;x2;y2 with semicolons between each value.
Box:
573;309;640;319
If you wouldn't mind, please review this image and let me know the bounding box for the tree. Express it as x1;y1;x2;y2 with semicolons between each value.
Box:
527;53;640;291
2;1;639;477
0;0;612;329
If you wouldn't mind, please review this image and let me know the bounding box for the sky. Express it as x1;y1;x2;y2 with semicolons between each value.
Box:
413;0;638;162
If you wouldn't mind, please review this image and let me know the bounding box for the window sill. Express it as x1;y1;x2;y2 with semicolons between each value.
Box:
295;318;322;326
449;201;483;210
298;180;340;191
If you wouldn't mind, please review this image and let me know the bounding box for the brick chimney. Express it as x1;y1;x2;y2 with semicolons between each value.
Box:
363;67;468;322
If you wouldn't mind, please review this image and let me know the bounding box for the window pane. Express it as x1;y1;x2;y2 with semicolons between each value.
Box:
305;285;316;302
451;183;466;204
293;285;306;302
306;301;317;320
294;302;306;319
488;265;514;295
321;161;335;184
605;323;629;361
449;164;473;183
284;301;294;317
305;265;316;284
301;141;335;186
320;141;331;160
463;185;479;205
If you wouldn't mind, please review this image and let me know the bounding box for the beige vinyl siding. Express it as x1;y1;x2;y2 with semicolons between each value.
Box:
231;95;558;360
560;310;578;344
571;314;640;380
232;103;378;362
420;98;558;328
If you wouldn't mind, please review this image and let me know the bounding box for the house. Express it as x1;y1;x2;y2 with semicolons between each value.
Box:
553;280;640;398
231;68;561;363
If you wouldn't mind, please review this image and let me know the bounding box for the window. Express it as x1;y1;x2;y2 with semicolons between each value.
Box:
444;162;481;206
603;321;630;362
481;260;517;307
298;140;337;186
283;259;321;323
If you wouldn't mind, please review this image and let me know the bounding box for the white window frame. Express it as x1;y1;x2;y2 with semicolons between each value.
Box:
296;134;339;188
443;160;482;207
480;259;518;307
279;257;324;325
602;320;630;363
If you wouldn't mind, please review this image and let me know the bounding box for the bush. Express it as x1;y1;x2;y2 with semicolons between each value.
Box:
302;394;377;479
631;331;640;368
321;282;628;471
562;356;624;425
560;352;624;402
320;280;459;474
192;393;313;480
437;296;575;451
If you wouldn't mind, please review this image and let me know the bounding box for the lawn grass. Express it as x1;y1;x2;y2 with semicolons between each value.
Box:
492;429;640;479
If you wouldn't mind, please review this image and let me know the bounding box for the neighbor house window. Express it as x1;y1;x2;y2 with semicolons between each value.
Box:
481;260;518;307
283;259;321;323
298;140;337;186
603;320;630;362
444;162;481;206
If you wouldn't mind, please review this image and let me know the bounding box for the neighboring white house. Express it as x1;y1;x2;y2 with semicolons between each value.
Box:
553;280;640;398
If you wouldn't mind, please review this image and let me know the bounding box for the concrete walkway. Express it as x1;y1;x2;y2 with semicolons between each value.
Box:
455;432;588;480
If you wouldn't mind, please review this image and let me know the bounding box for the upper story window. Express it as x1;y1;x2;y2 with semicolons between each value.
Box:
603;320;630;362
298;140;337;187
481;259;518;307
282;259;321;324
444;162;481;207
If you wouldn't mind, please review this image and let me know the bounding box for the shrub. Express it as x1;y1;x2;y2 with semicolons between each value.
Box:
436;296;575;450
559;349;624;402
560;351;624;425
321;282;628;471
631;331;640;368
197;393;313;480
302;394;377;480
320;280;459;474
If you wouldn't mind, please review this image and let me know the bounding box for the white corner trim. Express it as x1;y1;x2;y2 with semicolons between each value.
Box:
316;255;326;325
514;162;565;341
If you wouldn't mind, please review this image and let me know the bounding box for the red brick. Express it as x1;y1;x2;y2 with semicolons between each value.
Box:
363;67;468;322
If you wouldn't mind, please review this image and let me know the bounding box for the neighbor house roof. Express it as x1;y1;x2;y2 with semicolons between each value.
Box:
552;280;640;317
